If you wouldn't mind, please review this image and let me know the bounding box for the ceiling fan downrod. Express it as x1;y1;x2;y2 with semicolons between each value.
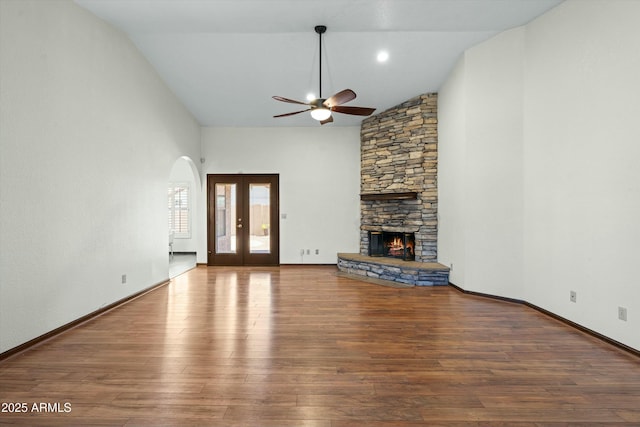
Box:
315;25;326;99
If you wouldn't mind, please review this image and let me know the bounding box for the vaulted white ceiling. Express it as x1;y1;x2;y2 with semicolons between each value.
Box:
75;0;563;127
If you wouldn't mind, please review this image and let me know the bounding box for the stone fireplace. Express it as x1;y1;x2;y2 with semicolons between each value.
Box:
337;93;449;286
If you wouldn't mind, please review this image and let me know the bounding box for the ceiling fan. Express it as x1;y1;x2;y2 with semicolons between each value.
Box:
273;25;376;125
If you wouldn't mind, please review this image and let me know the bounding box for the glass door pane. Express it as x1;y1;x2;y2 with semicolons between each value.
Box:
249;183;270;254
215;183;236;254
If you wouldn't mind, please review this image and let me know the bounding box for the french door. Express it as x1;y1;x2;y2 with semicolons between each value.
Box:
207;174;279;266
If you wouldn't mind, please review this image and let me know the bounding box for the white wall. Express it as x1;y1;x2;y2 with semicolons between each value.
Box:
199;126;361;264
522;0;640;349
440;27;526;300
437;56;467;287
0;0;201;353
438;0;640;350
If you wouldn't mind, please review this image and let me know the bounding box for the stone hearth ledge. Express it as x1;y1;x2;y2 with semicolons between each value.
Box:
337;253;450;286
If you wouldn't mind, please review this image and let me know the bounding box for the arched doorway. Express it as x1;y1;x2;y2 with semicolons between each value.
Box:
168;156;201;277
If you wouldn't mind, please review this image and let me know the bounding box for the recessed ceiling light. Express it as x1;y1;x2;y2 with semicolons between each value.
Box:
377;51;389;62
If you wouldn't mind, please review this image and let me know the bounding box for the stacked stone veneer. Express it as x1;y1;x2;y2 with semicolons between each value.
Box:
337;254;449;286
360;93;439;262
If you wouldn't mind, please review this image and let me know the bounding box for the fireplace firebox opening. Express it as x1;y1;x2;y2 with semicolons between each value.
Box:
368;231;415;261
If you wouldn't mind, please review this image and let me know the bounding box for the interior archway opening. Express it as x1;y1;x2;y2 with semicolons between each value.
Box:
168;156;201;278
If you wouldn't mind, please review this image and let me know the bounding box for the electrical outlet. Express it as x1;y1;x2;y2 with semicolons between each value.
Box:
315;249;319;255
570;291;577;303
618;306;627;321
450;262;454;271
300;249;304;256
121;274;127;284
306;249;310;255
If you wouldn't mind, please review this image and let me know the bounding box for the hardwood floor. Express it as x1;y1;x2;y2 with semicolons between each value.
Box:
1;265;639;426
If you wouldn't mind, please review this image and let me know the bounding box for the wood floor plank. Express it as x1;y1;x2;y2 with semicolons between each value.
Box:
0;265;638;425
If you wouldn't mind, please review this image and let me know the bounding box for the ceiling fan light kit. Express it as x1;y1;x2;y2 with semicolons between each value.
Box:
272;25;375;125
310;108;331;121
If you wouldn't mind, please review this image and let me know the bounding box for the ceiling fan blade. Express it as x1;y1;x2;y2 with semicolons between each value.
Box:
332;105;376;116
272;96;309;105
320;116;334;125
273;109;310;118
323;89;356;108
